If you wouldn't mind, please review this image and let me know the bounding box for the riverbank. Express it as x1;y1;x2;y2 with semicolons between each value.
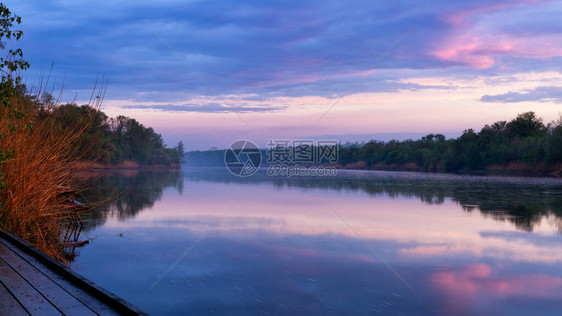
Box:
339;161;562;177
75;160;181;171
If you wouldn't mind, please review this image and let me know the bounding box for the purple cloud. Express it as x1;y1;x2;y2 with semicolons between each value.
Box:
3;0;561;106
480;86;562;103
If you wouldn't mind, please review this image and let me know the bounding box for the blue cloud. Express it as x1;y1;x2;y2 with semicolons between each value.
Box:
121;102;286;113
480;86;562;103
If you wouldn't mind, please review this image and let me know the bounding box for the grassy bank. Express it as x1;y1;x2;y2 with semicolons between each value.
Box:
74;160;181;170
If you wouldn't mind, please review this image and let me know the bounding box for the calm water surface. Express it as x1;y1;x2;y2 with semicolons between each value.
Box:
73;168;562;315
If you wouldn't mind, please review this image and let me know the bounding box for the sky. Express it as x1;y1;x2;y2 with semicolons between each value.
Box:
4;0;562;150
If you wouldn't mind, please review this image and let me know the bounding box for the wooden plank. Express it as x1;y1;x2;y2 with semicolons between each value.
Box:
0;242;97;316
0;258;61;315
0;282;30;316
0;238;121;316
0;232;146;315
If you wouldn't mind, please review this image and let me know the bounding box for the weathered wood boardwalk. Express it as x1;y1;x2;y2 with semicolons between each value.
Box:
0;231;146;315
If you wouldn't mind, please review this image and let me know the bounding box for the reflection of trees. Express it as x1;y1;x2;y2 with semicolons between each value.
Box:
183;168;562;233
80;170;182;230
453;187;562;232
79;168;562;233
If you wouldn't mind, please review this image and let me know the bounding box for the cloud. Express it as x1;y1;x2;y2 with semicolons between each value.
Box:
121;102;285;113
12;0;560;102
429;0;562;69
6;0;562;148
480;86;562;103
5;0;559;106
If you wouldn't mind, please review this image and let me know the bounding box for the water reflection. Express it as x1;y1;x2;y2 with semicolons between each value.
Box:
72;168;562;315
83;168;562;233
177;168;562;232
81;170;183;228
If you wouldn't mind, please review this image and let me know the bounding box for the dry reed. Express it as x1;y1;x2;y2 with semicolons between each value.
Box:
0;84;104;263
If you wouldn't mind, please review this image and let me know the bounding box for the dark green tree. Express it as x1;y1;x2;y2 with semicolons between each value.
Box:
547;117;562;165
506;111;545;138
175;141;185;164
0;4;29;197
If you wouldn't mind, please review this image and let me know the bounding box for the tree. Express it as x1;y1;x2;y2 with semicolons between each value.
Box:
547;115;562;164
506;112;545;138
0;3;29;89
175;141;185;164
491;120;507;131
1;4;28;199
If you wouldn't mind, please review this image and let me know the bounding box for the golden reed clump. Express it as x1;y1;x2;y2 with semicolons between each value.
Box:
0;86;104;263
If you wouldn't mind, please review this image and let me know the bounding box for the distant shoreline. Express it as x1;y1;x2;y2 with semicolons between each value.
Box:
76;160;181;171
182;163;562;178
337;161;562;178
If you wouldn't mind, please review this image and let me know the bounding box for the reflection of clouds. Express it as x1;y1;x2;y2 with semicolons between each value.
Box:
479;229;562;245
149;215;285;229
431;263;562;314
401;239;562;263
106;204;562;265
100;172;562;270
264;244;377;265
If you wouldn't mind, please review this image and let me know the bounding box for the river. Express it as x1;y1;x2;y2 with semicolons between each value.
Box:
72;168;562;315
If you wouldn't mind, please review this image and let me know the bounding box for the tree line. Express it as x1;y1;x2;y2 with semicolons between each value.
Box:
39;98;185;166
186;111;562;175
339;111;562;173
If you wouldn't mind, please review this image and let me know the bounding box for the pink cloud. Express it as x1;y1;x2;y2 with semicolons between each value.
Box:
442;0;550;26
430;39;498;69
431;0;562;69
430;33;562;69
443;3;508;26
429;33;516;69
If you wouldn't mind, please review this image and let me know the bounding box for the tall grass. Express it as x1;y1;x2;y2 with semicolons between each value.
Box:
0;85;104;263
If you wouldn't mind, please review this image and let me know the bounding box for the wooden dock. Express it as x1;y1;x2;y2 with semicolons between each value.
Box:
0;231;147;315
